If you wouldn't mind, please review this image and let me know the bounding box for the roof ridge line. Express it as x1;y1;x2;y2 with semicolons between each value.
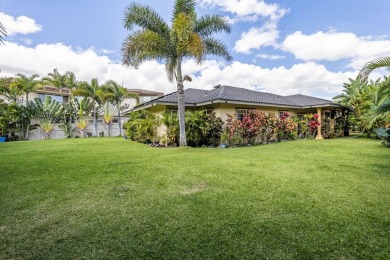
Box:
216;85;225;99
286;94;333;102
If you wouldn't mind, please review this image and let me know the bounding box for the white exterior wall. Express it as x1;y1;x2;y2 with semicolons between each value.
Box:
29;117;129;141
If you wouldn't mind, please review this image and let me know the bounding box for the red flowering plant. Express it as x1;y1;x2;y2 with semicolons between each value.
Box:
224;113;244;146
297;113;320;139
277;112;297;141
308;113;321;138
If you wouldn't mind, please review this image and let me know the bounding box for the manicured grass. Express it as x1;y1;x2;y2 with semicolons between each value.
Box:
0;138;389;259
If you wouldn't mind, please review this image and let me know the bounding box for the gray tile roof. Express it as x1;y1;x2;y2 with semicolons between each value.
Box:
284;94;335;106
134;85;339;109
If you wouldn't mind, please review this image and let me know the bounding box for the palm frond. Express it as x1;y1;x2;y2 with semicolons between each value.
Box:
195;15;231;37
203;37;232;61
172;0;196;22
165;58;176;82
376;100;390;114
124;2;170;39
121;29;170;67
359;56;390;80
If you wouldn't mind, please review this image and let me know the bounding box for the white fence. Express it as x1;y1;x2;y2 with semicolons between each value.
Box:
29;123;125;141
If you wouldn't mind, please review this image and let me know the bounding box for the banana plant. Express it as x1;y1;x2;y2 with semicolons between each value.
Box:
30;96;63;139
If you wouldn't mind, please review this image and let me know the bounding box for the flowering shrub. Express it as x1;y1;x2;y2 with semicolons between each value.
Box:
224;110;290;145
298;113;321;139
277;112;298;140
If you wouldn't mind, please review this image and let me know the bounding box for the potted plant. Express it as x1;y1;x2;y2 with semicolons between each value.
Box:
0;119;7;142
220;132;228;148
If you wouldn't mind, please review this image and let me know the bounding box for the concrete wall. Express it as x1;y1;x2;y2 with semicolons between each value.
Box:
29;117;129;141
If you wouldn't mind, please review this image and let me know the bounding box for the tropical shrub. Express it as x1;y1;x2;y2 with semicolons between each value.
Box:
161;112;179;146
185;110;223;147
277;112;297;141
375;127;390;147
298;114;320;139
125;110;159;143
160;110;223;147
224;110;281;146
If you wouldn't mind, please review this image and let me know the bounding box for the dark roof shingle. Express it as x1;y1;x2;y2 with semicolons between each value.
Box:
133;85;339;109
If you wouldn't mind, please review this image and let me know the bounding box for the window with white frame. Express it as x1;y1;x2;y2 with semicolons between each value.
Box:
235;108;254;121
204;109;214;115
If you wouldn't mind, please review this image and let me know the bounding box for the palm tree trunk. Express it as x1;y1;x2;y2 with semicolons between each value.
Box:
176;59;187;146
118;110;122;136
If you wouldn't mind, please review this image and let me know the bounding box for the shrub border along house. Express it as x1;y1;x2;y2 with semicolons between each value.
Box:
124;85;346;147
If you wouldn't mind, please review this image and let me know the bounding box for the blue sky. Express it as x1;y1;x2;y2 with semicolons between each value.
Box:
1;0;389;99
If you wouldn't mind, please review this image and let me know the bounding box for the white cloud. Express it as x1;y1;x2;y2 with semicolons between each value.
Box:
0;41;362;100
256;53;285;60
0;12;42;35
281;30;390;69
185;61;356;100
234;24;279;54
21;37;33;45
199;0;286;20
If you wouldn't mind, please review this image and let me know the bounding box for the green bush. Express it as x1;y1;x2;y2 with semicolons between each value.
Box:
124;110;159;143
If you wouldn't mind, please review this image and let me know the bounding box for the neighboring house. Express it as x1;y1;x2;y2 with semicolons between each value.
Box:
25;86;162;140
129;85;343;139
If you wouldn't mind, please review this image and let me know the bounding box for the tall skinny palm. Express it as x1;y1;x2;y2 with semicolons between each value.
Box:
13;73;42;104
122;0;232;146
73;78;103;136
105;80;138;136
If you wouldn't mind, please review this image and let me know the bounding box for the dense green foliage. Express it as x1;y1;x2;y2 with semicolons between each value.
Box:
0;138;389;259
334;76;389;146
335;57;390;147
124;110;159;143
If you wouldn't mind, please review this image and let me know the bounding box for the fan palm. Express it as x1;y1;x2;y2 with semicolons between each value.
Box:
72;97;93;137
72;78;104;136
105;80;138;136
30;96;63;139
122;0;232;146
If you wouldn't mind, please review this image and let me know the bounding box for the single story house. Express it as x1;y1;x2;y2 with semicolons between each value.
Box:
128;85;343;139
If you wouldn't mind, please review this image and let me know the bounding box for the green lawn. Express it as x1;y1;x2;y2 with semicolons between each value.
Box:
1;138;389;259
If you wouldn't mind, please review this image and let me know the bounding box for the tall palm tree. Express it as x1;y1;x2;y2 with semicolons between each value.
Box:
42;69;77;103
0;21;6;45
105;80;138;136
72;78;104;136
0;77;23;103
122;0;232;146
13;73;42;104
359;56;390;81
